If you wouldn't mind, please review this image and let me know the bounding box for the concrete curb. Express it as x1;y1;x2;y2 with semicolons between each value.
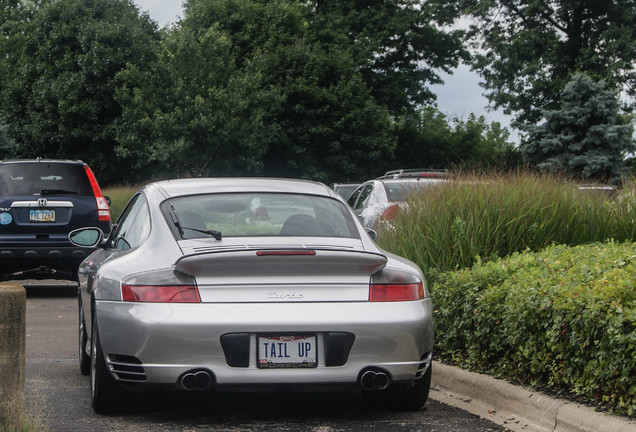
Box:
0;284;26;427
429;361;636;432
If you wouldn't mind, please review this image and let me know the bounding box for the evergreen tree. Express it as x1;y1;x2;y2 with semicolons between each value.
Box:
450;0;636;129
523;74;635;183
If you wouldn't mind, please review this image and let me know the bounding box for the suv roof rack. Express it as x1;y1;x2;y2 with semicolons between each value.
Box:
378;169;453;179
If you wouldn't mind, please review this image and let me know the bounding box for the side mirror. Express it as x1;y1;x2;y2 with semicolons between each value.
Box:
365;228;377;241
104;196;112;206
69;227;104;247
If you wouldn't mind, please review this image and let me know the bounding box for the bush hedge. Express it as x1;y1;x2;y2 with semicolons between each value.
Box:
432;241;636;416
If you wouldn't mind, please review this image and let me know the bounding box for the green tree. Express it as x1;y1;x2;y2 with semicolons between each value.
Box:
0;120;16;159
308;0;468;116
183;0;466;117
524;74;635;182
458;0;636;128
178;0;396;183
395;107;520;169
115;23;268;181
0;0;159;182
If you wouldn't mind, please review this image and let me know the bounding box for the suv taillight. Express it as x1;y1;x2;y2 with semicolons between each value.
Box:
381;204;399;221
83;165;110;222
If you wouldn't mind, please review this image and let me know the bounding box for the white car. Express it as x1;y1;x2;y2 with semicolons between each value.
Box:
347;170;452;230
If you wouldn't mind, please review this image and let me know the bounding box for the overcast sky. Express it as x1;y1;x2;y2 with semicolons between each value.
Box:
132;0;519;142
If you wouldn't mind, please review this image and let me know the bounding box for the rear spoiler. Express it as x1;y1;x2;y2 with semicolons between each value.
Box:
175;248;387;279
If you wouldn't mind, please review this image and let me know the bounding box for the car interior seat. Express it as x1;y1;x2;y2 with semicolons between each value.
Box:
280;214;323;236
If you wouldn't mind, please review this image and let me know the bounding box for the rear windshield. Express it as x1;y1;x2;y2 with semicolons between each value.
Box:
384;180;447;201
165;192;360;239
0;162;92;197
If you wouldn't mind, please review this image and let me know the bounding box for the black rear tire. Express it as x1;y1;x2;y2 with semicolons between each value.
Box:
362;364;432;411
91;317;127;414
78;301;90;376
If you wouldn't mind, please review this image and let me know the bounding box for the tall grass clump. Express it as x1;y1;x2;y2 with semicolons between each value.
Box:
3;386;48;432
377;171;636;280
102;184;140;221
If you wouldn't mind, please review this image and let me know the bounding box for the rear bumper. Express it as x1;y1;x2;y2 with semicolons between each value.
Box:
95;299;434;389
0;245;93;280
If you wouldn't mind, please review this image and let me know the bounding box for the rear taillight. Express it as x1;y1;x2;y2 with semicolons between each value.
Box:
370;269;426;301
381;204;399;221
121;270;200;302
369;283;424;302
122;285;201;303
83;165;111;222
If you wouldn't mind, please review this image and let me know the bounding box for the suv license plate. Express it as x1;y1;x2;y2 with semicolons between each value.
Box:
29;209;55;222
258;335;317;368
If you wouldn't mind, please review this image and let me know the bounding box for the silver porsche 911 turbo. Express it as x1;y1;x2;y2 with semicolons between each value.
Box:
69;178;434;414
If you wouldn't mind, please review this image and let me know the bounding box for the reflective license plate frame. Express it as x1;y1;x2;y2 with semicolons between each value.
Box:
29;209;56;223
258;334;317;369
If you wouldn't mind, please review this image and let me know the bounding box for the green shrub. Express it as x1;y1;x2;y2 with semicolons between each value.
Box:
432;241;636;416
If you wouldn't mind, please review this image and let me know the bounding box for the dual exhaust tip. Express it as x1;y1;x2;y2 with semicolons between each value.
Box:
359;369;391;391
179;370;214;391
180;367;391;392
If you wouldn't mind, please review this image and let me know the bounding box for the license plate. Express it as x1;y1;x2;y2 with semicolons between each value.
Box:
29;209;55;222
258;335;317;368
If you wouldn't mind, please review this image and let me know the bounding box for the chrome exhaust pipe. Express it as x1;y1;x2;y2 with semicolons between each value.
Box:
193;371;212;390
360;369;391;390
361;370;377;390
180;373;197;390
179;370;213;391
373;372;390;390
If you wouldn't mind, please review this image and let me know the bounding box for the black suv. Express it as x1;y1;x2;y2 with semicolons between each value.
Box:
0;159;111;281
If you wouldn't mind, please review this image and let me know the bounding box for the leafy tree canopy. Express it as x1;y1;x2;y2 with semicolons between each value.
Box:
183;0;467;117
457;0;636;128
0;0;159;182
0;0;500;184
0;120;16;159
395;107;520;170
308;0;468;116
115;20;268;181
172;0;396;183
524;74;636;183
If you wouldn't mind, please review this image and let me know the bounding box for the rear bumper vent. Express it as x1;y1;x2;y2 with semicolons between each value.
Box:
415;352;432;378
107;354;146;382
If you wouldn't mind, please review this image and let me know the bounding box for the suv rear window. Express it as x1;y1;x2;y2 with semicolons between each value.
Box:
0;162;93;196
383;180;447;201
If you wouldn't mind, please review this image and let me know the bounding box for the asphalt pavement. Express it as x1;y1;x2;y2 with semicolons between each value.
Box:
17;280;636;432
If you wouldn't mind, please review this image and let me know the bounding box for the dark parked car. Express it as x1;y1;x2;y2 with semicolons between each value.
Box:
0;159;111;281
332;183;360;201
